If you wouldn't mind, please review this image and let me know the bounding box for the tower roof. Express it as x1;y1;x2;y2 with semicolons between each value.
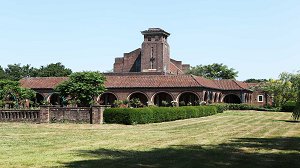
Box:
141;28;170;37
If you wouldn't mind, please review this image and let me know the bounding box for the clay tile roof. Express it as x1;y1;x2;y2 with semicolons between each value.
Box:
234;81;251;90
104;75;200;88
19;75;252;91
20;77;69;89
169;62;184;74
192;76;220;89
213;80;250;90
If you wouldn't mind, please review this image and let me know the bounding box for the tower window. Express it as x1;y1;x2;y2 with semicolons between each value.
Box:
148;37;152;41
150;47;155;69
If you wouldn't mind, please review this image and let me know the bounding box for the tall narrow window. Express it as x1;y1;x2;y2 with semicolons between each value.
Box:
150;47;155;69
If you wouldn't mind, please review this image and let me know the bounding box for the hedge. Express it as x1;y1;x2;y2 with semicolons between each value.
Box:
212;103;280;112
104;106;219;125
281;101;296;112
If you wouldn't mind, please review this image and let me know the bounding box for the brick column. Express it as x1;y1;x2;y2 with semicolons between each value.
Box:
39;105;51;123
91;105;110;124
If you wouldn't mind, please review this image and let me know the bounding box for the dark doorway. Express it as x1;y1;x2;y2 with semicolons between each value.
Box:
35;93;44;106
154;92;173;107
49;93;63;106
223;94;241;104
99;93;117;106
178;92;199;106
129;92;148;107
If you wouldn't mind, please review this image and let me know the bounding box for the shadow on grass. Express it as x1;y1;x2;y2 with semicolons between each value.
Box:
64;137;300;168
274;120;300;123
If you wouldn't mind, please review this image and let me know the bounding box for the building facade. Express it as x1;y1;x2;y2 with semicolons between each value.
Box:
20;28;271;107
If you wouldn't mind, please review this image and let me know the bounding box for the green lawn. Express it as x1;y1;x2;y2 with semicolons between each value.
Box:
0;111;299;168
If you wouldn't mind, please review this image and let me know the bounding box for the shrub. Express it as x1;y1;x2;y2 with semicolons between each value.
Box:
281;101;296;112
211;103;280;112
292;102;300;121
104;106;219;125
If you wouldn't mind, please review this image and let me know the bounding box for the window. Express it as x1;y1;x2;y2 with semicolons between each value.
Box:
148;37;152;41
258;95;264;102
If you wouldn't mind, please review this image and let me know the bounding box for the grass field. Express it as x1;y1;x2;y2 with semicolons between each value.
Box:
0;111;299;168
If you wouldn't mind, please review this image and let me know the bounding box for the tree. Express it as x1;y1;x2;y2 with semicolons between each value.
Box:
36;62;72;77
291;72;300;121
259;72;297;107
55;71;106;107
244;78;267;83
4;64;38;81
187;63;238;79
0;66;6;80
0;80;36;108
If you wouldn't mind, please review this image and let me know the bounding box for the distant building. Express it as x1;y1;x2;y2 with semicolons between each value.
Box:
20;28;271;107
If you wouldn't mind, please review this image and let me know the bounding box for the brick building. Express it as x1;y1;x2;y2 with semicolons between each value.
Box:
20;28;271;107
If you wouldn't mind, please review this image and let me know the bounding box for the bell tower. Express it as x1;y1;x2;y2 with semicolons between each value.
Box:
141;28;170;73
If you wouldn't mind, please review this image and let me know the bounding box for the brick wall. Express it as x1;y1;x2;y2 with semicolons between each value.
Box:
48;107;91;123
113;49;141;73
0;106;109;124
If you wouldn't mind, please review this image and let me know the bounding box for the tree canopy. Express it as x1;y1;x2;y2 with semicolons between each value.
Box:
257;72;298;107
0;66;6;80
291;72;300;120
187;63;238;79
37;62;72;77
55;71;106;107
0;80;36;108
1;62;72;81
244;78;267;83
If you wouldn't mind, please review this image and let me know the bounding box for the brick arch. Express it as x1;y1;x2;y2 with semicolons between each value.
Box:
127;91;150;106
35;93;45;105
223;94;242;104
176;91;200;106
97;92;118;106
47;93;62;106
151;91;174;107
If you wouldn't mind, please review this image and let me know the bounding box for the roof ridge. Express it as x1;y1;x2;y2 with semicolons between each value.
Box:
233;80;245;90
191;75;204;87
169;61;184;74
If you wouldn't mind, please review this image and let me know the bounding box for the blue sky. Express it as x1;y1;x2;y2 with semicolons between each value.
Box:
0;0;299;80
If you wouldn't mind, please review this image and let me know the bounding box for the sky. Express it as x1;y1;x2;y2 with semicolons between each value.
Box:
0;0;299;81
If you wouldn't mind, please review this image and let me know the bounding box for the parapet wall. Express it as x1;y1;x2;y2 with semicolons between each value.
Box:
0;105;110;124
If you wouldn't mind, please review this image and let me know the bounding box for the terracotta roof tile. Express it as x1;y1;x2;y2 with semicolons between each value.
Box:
19;75;252;91
192;76;220;89
169;62;184;75
20;77;68;89
104;75;200;88
213;80;250;90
